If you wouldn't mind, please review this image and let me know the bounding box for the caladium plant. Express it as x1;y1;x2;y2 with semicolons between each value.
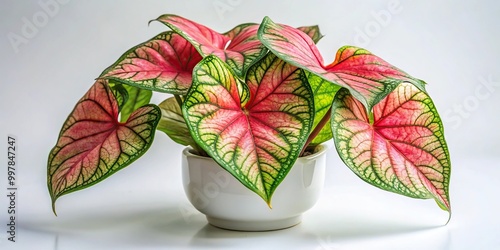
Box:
48;14;451;217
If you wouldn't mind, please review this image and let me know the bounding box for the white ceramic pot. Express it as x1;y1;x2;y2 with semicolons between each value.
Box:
181;145;327;231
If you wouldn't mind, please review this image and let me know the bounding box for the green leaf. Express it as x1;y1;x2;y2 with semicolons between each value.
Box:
308;73;341;145
108;81;128;110
157;96;196;147
331;83;451;212
108;81;153;123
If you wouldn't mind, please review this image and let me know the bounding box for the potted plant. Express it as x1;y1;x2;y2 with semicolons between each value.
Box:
47;14;451;231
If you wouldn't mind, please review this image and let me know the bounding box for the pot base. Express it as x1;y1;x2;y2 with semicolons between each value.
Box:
206;215;302;231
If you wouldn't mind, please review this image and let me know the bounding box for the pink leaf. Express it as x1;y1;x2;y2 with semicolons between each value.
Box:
155;14;267;77
47;80;160;213
258;16;426;111
331;83;451;211
101;31;202;94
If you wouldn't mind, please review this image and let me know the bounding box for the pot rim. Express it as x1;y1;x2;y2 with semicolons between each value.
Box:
182;143;328;162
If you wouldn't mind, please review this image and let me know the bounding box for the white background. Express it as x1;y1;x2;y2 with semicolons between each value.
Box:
1;0;499;249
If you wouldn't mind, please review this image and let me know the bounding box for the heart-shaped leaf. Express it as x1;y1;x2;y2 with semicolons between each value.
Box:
100;31;202;94
155;14;267;78
258;16;426;111
183;54;314;205
331;83;451;212
47;80;161;213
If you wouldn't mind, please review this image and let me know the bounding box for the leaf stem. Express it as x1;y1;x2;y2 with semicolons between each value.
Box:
174;94;183;109
301;105;332;156
368;111;374;124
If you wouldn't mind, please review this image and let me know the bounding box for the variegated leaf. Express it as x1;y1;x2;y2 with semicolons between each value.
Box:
258;16;426;111
331;83;451;212
47;80;160;213
155;14;267;78
100;31;202;94
183;54;314;205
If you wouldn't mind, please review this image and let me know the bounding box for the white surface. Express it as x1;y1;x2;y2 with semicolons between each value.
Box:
1;1;499;249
